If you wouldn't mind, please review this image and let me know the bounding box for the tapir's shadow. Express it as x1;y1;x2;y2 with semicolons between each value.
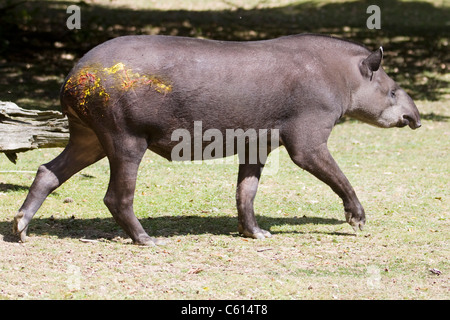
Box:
0;214;350;243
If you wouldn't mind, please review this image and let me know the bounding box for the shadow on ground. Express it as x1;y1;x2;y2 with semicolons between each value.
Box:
0;213;348;243
0;183;29;192
0;0;448;110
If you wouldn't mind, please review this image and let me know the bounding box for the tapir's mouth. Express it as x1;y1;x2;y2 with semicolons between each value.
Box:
401;115;421;130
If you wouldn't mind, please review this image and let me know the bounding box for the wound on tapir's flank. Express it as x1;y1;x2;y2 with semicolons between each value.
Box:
103;62;173;94
65;62;172;114
64;69;110;115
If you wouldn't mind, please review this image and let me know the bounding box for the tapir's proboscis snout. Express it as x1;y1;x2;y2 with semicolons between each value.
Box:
14;34;421;245
397;88;422;130
402;99;422;130
403;113;422;130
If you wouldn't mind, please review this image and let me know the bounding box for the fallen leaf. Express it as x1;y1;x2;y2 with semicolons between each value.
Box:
429;268;442;275
187;268;203;274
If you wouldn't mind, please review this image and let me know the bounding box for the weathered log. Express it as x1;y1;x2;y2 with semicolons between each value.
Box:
0;101;69;163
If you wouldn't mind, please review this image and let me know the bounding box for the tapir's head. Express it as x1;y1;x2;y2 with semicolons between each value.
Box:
348;47;421;130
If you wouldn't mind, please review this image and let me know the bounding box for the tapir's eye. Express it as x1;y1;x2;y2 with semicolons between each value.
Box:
389;90;396;99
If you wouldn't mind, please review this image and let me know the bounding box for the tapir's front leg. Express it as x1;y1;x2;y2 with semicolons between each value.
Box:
291;143;365;231
236;162;272;239
282;120;365;231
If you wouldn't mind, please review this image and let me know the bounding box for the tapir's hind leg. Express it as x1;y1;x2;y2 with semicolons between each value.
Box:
13;115;106;242
100;133;164;246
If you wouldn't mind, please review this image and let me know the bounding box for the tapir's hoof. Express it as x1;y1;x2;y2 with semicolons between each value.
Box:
13;211;28;243
134;235;168;246
239;225;272;239
345;212;365;232
350;219;364;232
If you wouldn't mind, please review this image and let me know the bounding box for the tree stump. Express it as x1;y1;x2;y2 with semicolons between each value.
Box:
0;101;69;163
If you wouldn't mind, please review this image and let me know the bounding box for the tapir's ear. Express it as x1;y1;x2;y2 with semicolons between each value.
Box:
360;46;383;80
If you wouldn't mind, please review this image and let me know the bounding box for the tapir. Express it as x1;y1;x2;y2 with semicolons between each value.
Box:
13;34;421;245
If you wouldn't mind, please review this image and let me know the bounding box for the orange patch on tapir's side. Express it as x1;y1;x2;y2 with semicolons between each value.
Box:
64;68;110;115
103;62;173;94
64;62;172;115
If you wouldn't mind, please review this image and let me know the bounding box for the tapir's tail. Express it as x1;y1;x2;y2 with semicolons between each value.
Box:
59;74;72;116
